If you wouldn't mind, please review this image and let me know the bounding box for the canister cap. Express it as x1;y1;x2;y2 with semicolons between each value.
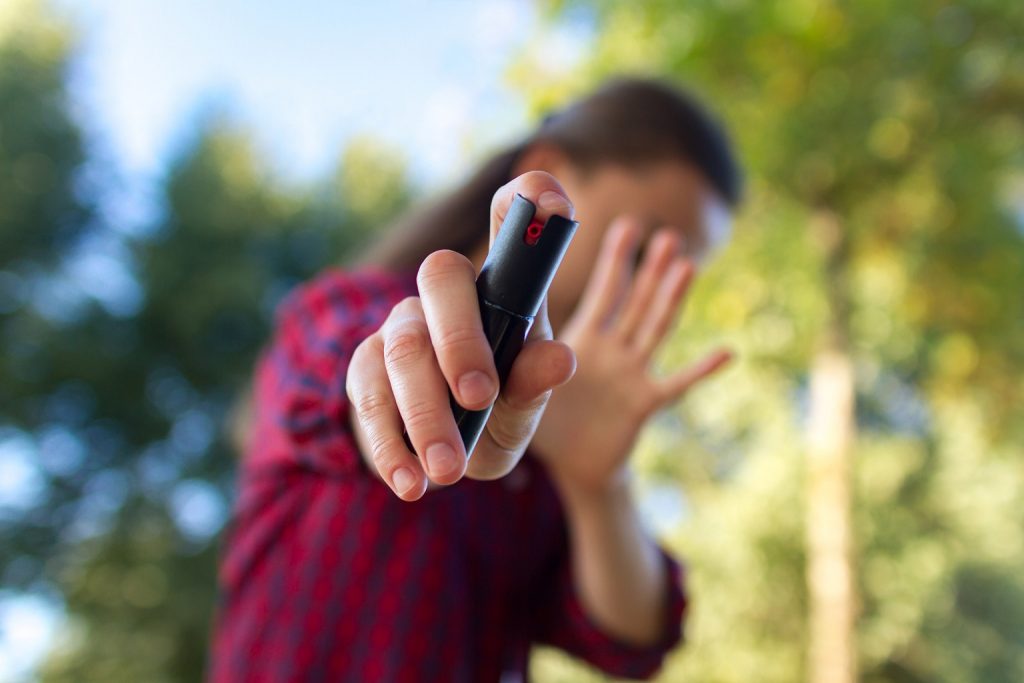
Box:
477;193;579;317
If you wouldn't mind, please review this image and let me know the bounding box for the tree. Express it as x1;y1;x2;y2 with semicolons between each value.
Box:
1;0;96;588
0;5;415;680
37;120;414;680
522;1;1024;681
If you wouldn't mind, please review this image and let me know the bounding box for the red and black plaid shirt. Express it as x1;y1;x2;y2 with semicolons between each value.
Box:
209;266;688;682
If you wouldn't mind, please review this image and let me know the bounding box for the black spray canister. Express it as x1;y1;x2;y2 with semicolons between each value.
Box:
455;192;579;456
402;192;579;460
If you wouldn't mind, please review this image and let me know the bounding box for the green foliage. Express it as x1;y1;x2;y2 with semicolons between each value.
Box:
0;1;86;269
525;1;1024;681
4;1;1023;681
0;4;414;680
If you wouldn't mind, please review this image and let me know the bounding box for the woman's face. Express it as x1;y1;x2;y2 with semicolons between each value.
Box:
540;156;734;333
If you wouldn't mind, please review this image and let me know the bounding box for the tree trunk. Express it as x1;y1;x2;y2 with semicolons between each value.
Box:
806;210;857;683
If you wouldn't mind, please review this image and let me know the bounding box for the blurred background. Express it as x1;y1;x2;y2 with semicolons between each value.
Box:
1;0;1022;681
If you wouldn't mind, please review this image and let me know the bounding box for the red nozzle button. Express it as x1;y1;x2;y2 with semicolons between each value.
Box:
524;219;544;246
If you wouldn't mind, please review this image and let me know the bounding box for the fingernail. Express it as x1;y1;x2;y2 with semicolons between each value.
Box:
392;467;417;496
537;190;574;217
425;442;460;478
458;370;496;406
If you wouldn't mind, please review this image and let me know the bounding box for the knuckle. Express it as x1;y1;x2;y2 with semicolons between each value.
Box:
389;295;422;318
623;340;647;362
498;376;553;414
350;330;375;359
632;391;658;419
490;181;514;216
383;321;432;366
345;359;359;404
484;415;530;454
345;372;357;404
466;451;518;480
488;393;547;449
353;390;392;422
433;325;486;357
418;250;472;284
518;388;552;414
346;337;377;402
368;433;404;469
401;398;447;433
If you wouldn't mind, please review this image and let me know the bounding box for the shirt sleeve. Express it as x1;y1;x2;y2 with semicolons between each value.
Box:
246;266;409;478
532;541;689;680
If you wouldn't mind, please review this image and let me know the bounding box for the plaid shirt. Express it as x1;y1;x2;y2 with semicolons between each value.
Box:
209;266;688;682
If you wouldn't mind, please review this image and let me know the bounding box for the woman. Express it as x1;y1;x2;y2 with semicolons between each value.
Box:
210;76;742;682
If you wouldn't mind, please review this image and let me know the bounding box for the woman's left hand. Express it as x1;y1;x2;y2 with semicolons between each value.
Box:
530;215;733;494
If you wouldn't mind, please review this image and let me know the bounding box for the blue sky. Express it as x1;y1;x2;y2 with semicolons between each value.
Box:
55;0;590;187
1;2;596;679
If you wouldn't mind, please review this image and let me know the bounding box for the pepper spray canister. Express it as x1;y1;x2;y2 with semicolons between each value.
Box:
402;192;579;461
454;192;579;457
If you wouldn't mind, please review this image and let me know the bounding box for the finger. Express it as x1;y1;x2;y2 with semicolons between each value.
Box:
572;215;643;331
616;228;683;341
417;249;499;410
380;297;468;485
655;347;734;406
526;293;554;344
346;334;429;501
465;338;576;480
489;170;574;249
632;258;696;358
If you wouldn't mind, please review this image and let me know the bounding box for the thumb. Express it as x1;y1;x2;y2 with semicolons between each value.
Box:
464;338;576;480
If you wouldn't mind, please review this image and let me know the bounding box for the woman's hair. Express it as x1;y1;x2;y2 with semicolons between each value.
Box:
232;76;742;456
349;74;742;273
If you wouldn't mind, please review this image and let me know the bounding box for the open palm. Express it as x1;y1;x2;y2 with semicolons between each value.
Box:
530;215;732;493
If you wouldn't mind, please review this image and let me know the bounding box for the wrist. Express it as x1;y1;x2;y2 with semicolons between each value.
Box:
549;465;633;517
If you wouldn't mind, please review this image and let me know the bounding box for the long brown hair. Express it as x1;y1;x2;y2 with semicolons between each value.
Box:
231;76;741;456
348;75;742;272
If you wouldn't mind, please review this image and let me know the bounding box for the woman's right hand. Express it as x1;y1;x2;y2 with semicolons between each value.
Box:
345;172;578;501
